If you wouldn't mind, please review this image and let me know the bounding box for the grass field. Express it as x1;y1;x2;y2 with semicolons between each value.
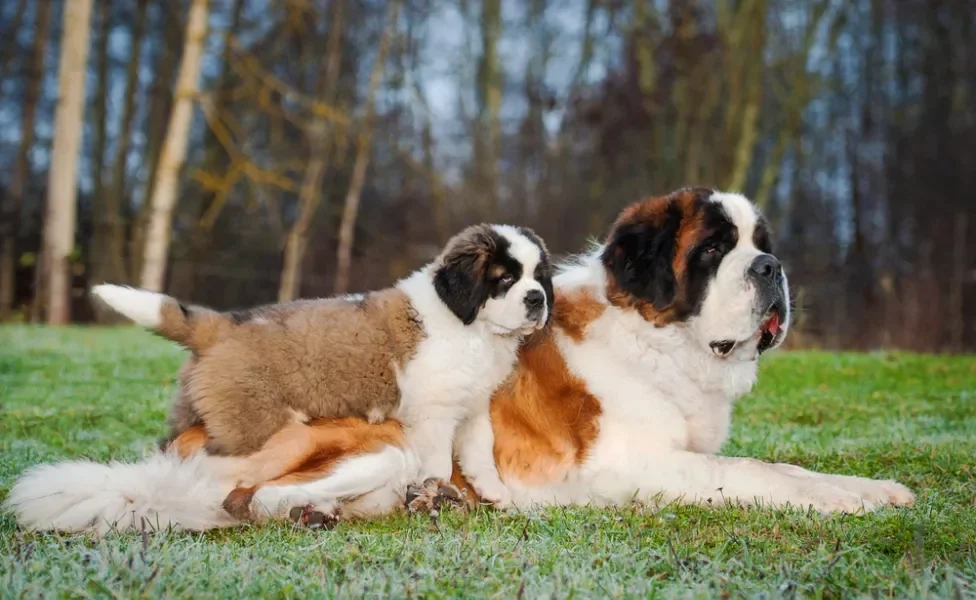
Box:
0;326;974;598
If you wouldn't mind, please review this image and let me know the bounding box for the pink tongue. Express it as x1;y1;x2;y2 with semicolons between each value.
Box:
765;313;781;335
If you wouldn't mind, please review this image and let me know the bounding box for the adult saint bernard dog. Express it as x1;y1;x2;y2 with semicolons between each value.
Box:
8;189;914;534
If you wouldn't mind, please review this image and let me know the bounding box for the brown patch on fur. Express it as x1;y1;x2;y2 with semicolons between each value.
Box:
552;289;606;341
166;424;210;460
488;301;603;486
165;288;425;456
603;188;711;325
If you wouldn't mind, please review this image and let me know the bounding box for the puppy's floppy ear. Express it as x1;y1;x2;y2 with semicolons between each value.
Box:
601;204;681;310
434;228;495;325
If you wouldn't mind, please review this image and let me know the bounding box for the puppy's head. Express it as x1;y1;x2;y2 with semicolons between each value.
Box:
434;224;553;335
601;188;789;360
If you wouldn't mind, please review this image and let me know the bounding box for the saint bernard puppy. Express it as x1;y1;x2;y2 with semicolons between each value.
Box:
7;224;554;533
203;188;915;525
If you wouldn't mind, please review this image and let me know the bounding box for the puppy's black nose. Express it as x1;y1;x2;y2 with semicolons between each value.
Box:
749;254;782;283
524;289;545;309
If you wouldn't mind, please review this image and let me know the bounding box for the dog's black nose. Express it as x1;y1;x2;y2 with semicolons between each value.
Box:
524;289;545;309
749;254;782;283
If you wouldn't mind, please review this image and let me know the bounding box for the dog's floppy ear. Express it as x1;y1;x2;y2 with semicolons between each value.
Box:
433;227;496;325
600;205;681;310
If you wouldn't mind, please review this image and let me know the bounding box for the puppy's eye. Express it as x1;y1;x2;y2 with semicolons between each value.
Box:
499;274;514;285
702;244;719;255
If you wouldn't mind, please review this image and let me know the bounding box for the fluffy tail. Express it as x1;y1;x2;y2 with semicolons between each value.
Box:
4;452;240;535
91;284;230;353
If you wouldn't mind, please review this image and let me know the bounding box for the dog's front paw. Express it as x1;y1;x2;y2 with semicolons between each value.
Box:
405;478;465;515
825;475;916;508
796;481;880;515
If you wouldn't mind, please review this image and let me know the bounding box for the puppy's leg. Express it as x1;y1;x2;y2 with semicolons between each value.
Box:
454;412;511;507
222;419;408;521
399;412;465;512
239;444;413;525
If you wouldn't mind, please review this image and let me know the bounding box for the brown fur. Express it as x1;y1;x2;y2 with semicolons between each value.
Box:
166;288;425;456
488;293;604;486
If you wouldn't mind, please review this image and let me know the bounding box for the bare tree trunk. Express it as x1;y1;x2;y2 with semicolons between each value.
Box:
140;0;210;293
41;0;94;325
130;15;184;281
334;0;400;294
279;0;345;302
0;0;52;320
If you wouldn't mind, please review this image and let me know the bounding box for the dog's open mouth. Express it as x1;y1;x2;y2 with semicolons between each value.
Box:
710;304;785;358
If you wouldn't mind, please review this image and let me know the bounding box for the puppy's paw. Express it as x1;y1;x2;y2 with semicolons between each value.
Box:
405;478;465;516
288;504;341;530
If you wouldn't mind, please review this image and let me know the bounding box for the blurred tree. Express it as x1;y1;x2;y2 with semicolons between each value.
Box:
41;0;93;324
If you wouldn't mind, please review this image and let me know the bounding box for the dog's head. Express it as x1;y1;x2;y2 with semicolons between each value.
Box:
434;224;553;335
601;188;789;360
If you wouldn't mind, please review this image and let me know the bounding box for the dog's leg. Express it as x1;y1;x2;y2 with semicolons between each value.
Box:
453;412;511;506
596;452;908;514
764;462;915;507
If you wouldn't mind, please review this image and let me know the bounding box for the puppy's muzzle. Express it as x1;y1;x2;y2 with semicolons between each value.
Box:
524;289;546;322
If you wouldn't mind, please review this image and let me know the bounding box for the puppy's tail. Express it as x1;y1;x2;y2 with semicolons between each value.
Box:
91;284;231;353
4;452;240;535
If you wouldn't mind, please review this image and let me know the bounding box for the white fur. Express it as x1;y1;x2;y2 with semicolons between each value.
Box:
4;451;239;535
91;285;164;328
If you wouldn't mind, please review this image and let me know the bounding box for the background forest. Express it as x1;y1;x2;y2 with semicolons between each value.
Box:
0;0;972;351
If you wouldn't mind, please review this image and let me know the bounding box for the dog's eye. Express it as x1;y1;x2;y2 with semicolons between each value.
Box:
702;244;719;255
499;274;514;285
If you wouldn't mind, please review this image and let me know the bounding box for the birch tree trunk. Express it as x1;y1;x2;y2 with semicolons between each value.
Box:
40;0;94;325
139;0;210;293
279;0;345;302
0;0;52;320
333;0;399;295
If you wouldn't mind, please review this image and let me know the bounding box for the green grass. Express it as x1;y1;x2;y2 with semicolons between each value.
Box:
1;326;974;599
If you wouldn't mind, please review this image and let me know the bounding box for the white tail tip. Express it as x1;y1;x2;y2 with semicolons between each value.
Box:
91;284;164;328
